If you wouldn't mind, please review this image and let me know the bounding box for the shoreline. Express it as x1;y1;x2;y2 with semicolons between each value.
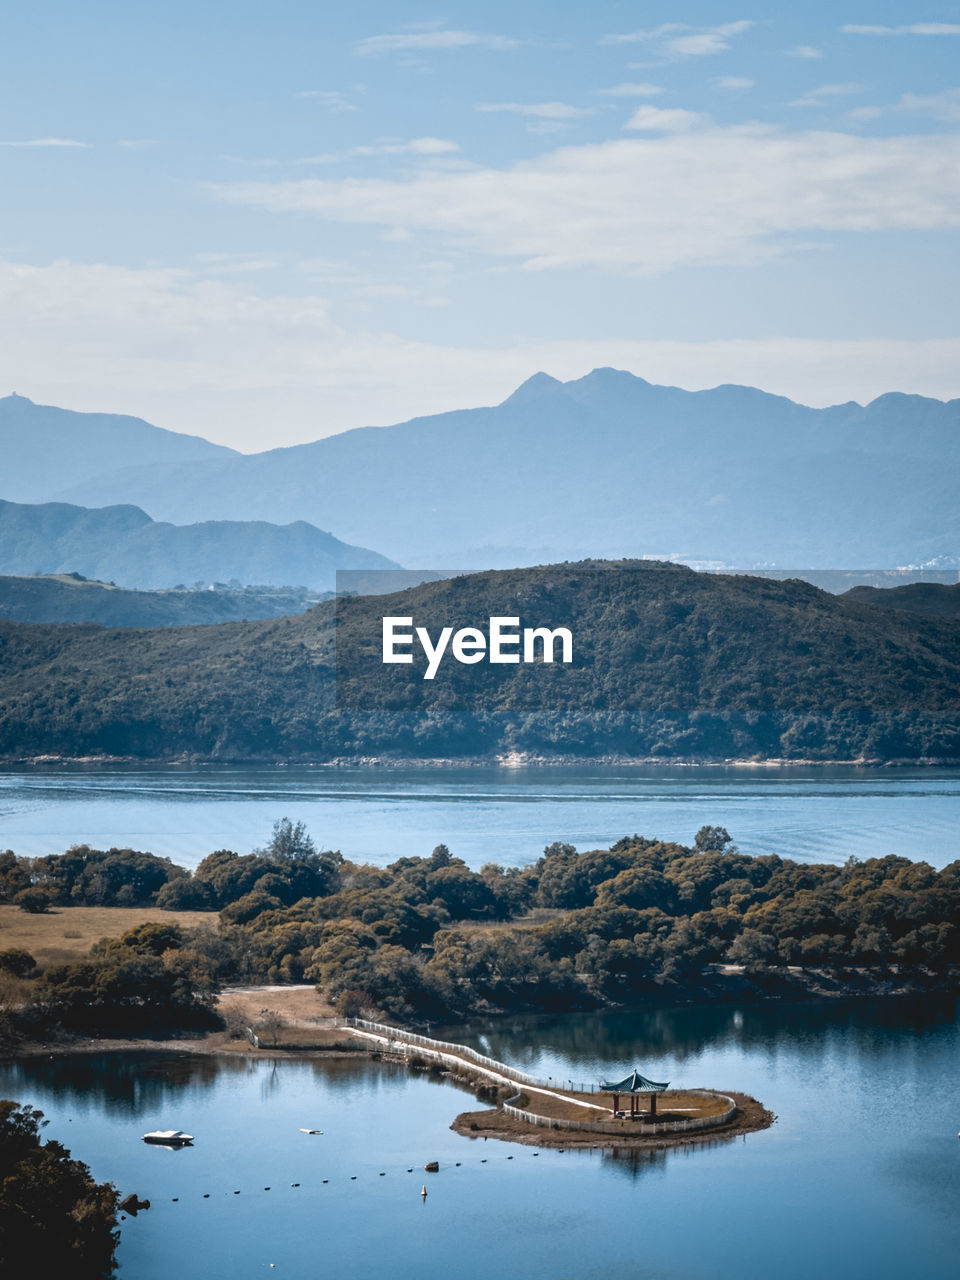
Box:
5;752;960;769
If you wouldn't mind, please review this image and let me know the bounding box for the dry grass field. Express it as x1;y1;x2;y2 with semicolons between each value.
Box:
214;986;364;1051
0;904;219;969
218;985;337;1025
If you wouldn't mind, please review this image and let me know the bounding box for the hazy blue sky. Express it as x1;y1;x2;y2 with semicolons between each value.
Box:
2;1;959;447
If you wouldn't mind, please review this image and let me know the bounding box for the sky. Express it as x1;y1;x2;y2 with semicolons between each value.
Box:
1;0;959;450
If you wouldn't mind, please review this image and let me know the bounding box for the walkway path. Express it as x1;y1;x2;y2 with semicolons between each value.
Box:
342;1024;611;1115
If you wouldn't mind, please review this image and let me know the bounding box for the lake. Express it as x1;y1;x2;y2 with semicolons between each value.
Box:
3;997;959;1279
2;762;960;870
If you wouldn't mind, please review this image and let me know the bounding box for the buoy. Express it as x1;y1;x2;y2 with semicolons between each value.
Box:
351;1176;357;1180
379;1172;385;1176
203;1193;210;1198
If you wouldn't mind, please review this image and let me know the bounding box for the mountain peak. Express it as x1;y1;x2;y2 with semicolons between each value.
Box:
502;371;564;405
577;367;650;388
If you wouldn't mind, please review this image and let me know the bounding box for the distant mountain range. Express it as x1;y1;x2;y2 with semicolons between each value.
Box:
0;498;398;591
0;574;330;627
3;373;959;569
0;391;236;501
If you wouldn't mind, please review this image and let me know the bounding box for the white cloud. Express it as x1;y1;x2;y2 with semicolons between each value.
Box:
297;90;359;112
714;77;755;90
297;137;461;165
602;22;684;45
192;253;281;274
210;124;960;275
2;258;958;448
0;137;90;148
789;83;863;108
356;29;518;57
624;106;703;132
898;89;960;120
477;102;589;119
842;23;960;36
596;83;664;97
355;137;461;156
851;89;960;123
786;45;823;59
669;32;737;56
603;20;753;58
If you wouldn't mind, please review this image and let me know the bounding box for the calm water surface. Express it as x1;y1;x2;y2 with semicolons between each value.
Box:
2;998;959;1279
2;763;959;869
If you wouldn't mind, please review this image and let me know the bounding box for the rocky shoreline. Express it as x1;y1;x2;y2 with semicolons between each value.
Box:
9;751;960;768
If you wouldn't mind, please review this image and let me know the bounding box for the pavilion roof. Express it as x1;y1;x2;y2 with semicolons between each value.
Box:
598;1069;669;1093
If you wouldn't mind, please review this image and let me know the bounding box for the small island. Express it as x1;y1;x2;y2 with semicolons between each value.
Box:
347;1018;774;1151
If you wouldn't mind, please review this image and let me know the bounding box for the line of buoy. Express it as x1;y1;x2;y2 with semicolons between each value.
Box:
157;1149;548;1204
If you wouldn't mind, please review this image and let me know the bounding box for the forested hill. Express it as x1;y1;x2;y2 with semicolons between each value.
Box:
841;582;960;619
0;574;329;627
1;561;959;763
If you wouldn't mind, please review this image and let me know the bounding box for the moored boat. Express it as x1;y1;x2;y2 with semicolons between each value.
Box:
142;1129;194;1146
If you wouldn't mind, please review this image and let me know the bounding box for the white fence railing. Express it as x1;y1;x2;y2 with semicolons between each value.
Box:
342;1019;737;1136
501;1089;736;1136
343;1017;557;1090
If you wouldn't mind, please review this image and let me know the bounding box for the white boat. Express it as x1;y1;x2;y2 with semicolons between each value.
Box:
142;1129;194;1146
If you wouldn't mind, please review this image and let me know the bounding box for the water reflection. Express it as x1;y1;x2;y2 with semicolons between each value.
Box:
0;998;958;1280
448;995;960;1074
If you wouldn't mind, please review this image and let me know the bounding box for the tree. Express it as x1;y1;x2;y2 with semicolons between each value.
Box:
726;927;778;971
694;826;733;853
14;886;53;914
0;1100;118;1277
0;948;37;977
261;818;316;862
255;1008;285;1047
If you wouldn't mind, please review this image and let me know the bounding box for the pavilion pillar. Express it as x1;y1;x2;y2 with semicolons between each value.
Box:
650;1092;657;1116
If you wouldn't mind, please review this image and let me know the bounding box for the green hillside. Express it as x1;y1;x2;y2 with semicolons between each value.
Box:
0;574;328;627
1;562;958;763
